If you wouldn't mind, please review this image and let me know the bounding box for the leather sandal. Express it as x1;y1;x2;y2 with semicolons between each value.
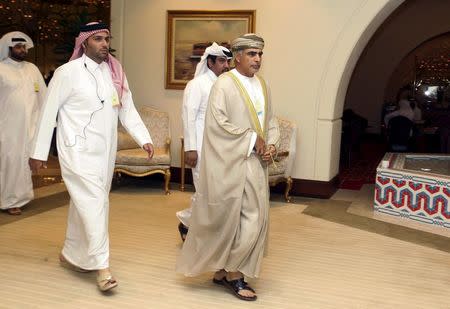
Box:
6;207;21;215
97;273;118;292
178;222;188;242
59;254;91;273
212;277;224;285
222;277;257;301
212;269;227;285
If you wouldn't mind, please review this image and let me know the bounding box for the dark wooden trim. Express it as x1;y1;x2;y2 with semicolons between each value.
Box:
171;167;193;185
289;176;339;199
171;167;339;199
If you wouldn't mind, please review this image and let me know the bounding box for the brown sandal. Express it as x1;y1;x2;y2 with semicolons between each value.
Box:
178;222;188;242
97;273;118;292
222;278;257;301
6;207;21;215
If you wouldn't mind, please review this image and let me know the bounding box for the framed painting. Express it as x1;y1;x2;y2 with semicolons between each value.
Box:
166;10;256;89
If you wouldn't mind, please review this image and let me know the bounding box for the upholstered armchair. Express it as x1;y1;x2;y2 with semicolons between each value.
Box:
179;116;297;201
114;106;171;194
269;116;297;202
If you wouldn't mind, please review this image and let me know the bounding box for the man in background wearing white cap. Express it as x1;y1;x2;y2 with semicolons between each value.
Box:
176;42;231;241
0;31;47;215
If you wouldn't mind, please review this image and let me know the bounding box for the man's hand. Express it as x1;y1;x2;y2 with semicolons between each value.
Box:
261;144;276;161
143;143;154;160
29;158;47;174
254;135;266;156
184;150;198;167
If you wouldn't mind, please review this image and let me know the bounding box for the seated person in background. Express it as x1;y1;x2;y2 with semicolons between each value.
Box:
387;115;414;152
384;99;414;126
409;100;422;122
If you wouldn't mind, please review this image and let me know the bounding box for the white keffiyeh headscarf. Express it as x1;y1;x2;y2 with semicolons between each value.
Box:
194;42;232;77
0;31;34;61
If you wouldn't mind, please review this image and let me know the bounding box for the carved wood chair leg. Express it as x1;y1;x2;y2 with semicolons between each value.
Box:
164;169;171;195
180;166;185;192
114;171;122;186
285;176;293;202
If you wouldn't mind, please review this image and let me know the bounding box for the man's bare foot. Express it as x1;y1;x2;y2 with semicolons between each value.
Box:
213;269;227;284
97;268;118;292
224;272;257;300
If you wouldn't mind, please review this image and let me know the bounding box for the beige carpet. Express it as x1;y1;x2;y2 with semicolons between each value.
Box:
1;186;450;308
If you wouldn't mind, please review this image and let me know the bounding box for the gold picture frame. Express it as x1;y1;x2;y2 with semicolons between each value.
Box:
166;10;256;90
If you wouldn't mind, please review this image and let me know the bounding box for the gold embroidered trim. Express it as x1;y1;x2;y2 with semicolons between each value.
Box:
256;75;268;135
227;72;265;137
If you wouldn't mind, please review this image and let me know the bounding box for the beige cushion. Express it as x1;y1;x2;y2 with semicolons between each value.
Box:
269;157;288;176
267;116;297;178
116;148;170;165
115;164;170;174
117;130;139;150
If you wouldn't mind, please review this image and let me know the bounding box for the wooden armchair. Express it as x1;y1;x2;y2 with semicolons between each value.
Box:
269;116;297;202
179;116;297;201
114;106;171;194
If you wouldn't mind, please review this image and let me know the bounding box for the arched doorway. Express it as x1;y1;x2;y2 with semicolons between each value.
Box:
311;0;404;184
336;0;450;190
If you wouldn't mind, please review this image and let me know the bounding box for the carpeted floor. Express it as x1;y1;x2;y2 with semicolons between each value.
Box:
2;182;450;308
339;137;387;190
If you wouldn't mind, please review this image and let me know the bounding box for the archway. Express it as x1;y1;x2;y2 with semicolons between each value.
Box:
336;0;450;189
313;0;405;182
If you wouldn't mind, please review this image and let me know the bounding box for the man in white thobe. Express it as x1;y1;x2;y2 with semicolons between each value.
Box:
0;31;46;215
29;22;154;292
177;42;232;241
177;34;280;301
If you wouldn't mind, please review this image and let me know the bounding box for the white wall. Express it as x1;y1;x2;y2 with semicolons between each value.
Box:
111;0;403;182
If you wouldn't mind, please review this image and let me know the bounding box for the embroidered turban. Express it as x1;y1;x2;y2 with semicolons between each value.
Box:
230;33;264;53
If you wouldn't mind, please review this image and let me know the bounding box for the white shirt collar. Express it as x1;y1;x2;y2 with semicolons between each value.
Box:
83;53;106;71
231;68;256;80
4;57;25;67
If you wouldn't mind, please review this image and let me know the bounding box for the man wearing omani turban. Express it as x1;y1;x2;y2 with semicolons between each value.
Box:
0;31;47;215
177;42;232;241
177;34;280;301
29;22;154;292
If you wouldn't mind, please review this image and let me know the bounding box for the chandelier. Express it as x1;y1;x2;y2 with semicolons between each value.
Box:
0;0;110;43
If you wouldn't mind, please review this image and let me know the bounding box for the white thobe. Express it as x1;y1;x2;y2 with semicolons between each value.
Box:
231;68;266;155
177;69;217;227
0;58;46;210
31;54;152;270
